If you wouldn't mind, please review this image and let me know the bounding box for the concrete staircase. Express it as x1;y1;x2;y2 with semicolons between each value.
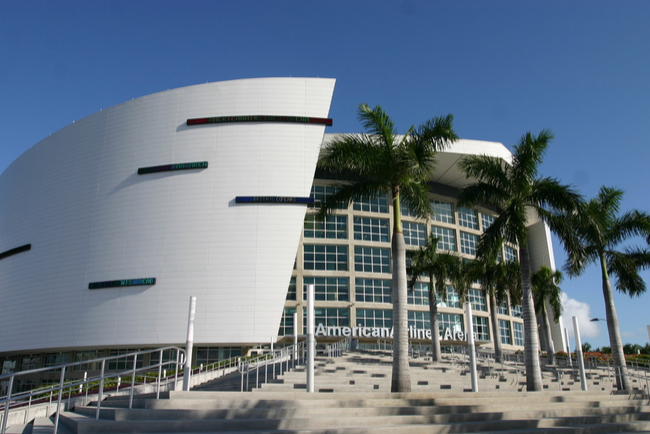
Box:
254;351;624;394
11;351;650;433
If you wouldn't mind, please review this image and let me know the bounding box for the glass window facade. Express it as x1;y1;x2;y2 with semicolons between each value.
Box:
286;276;296;301
278;307;296;336
303;277;349;302
513;322;524;346
431;200;454;224
481;213;495;232
439;313;463;334
499;320;512;345
472;316;490;341
309;185;345;209
458;207;478;230
304;214;347;239
303;245;348;271
355;278;391;303
403;221;427;246
460;232;478;256
354;246;390;274
353;194;388;213
353;217;389;242
504;245;517;262
195;347;242;366
431;226;457;251
408;311;430;330
468;288;487;312
305;308;350;334
408;282;429;306
356;309;392;328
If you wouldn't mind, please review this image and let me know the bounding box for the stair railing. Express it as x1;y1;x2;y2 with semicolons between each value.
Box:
238;342;305;392
0;346;186;434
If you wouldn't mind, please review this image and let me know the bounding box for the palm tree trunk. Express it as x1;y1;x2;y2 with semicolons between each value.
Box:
428;273;441;362
540;306;556;365
519;244;543;391
489;292;503;364
391;232;411;392
600;254;631;391
391;190;411;392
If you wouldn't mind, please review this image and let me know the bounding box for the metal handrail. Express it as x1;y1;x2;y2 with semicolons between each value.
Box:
0;346;186;434
238;342;306;391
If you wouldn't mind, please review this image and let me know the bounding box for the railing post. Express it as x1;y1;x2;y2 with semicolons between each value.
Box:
96;359;105;420
1;376;14;434
54;366;65;434
129;354;137;410
156;349;163;399
183;296;197;391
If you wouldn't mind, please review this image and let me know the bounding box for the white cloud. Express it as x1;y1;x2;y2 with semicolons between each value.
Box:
560;292;601;345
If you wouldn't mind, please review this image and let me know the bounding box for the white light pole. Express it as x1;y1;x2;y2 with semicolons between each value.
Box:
572;316;587;391
306;284;315;393
564;328;572;367
182;296;197;391
464;302;478;392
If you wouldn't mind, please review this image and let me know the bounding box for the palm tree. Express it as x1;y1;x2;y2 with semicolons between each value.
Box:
531;266;563;365
458;130;582;391
407;234;462;362
562;186;650;391
471;249;521;364
317;103;458;392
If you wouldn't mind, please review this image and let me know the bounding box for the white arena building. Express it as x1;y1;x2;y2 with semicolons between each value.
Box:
0;77;564;390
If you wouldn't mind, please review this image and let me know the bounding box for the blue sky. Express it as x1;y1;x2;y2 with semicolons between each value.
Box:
2;0;650;349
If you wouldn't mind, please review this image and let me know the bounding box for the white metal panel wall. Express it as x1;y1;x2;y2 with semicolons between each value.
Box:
0;77;336;352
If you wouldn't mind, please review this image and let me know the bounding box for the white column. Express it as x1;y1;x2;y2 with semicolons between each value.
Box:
465;302;478;392
564;328;572;367
306;284;315;393
182;296;196;391
572;316;587;391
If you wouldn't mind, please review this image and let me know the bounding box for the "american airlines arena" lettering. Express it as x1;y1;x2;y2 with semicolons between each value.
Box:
315;324;480;342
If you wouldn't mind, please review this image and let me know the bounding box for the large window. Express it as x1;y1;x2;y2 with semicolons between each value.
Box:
354;246;390;274
431;200;454;224
304;215;347;239
353;194;388;213
306;308;350;334
431;226;457;252
355;278;392;303
403;221;427;246
286;277;296;301
458;207;478;230
408;282;429;306
468;288;487;312
439;313;463;334
504;246;518;262
195;347;242;366
460;232;478;256
409;311;430;331
513;322;524;346
498;300;509;315
512;304;522;318
73;350;102;371
499;320;512;345
309;185;345;209
303;245;348;271
353;217;389;242
481;213;495;232
278;307;296;336
303;277;349;302
472;316;490;341
107;349;144;371
44;353;69;371
439;285;461;308
356;309;392;328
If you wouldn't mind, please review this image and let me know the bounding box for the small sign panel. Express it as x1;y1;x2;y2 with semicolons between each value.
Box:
88;278;156;290
187;115;332;127
235;196;314;204
0;244;31;261
138;161;208;175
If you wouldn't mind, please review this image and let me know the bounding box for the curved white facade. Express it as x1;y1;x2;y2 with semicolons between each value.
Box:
0;77;336;353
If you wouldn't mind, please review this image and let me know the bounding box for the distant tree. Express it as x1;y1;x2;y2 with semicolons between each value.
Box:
531;266;563;365
623;343;642;355
582;342;592;353
407;234;462;362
